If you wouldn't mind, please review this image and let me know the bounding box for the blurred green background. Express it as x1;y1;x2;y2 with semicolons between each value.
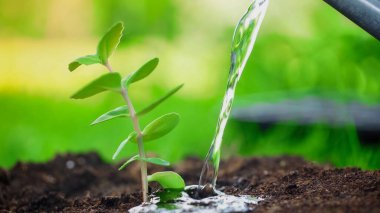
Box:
0;0;379;169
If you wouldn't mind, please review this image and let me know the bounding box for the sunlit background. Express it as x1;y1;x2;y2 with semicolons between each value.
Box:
1;0;379;169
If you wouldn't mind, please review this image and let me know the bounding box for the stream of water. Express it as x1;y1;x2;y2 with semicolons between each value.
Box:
199;0;269;188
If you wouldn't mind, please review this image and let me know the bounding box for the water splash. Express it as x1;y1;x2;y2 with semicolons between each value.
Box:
129;186;263;213
199;0;269;188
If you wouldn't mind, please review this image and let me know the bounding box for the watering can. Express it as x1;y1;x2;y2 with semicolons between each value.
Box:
323;0;380;40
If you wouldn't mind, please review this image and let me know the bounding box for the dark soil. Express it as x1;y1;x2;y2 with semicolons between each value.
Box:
0;153;379;212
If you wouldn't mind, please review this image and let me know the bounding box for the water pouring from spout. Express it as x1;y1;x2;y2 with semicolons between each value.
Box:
198;0;269;189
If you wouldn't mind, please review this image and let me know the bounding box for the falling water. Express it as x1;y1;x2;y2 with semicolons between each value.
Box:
199;0;269;188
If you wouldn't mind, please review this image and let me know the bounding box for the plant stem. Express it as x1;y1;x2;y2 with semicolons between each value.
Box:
105;61;149;202
105;61;114;73
121;88;149;202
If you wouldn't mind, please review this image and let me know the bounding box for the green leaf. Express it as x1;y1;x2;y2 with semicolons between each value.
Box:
91;105;129;125
97;22;124;64
113;132;137;160
139;113;180;142
124;113;180;144
124;58;159;86
118;155;170;171
148;171;185;190
71;72;121;99
118;154;139;171
137;84;184;116
155;189;183;203
68;55;101;72
141;157;170;166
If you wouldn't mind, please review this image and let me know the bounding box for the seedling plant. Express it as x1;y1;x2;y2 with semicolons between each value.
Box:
68;22;185;202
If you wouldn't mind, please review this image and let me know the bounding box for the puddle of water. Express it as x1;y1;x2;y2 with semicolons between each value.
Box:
129;185;263;213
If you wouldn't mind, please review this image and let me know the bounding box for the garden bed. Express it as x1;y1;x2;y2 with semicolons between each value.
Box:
1;153;379;212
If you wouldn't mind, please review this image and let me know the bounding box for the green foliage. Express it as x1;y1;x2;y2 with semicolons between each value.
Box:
155;189;183;203
113;132;137;160
119;155;170;170
142;157;170;166
109;113;181;160
118;154;139;170
97;22;124;64
148;171;185;190
124;58;159;86
71;73;121;99
137;84;184;116
91;105;129;125
68;21;185;201
68;22;124;71
91;84;184;125
139;113;180;142
113;113;180;146
93;0;177;40
69;55;101;72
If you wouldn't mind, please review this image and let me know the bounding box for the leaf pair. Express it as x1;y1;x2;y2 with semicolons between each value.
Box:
69;22;124;71
113;113;180;160
118;155;170;170
68;22;170;100
91;84;184;125
70;56;166;100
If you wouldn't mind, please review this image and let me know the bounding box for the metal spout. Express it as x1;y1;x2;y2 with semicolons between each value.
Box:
323;0;380;40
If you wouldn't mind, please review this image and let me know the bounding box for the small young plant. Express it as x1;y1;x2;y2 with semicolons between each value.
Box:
68;22;185;202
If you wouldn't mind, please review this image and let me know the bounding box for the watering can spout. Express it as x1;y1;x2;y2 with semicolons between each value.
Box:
323;0;380;40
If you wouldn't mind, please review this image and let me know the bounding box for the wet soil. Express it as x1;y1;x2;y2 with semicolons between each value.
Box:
0;153;379;212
